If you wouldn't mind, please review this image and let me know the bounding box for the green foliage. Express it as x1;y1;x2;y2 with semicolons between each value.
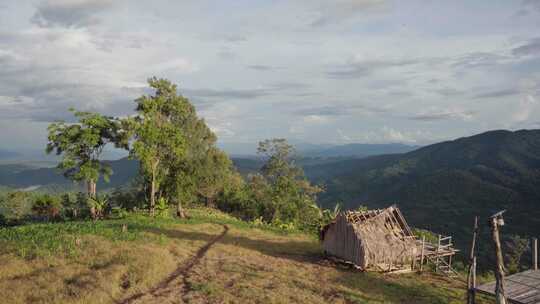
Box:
219;139;324;233
46;109;126;208
0;191;32;225
256;139;323;228
155;197;170;218
87;195;109;219
504;234;530;274
31;194;61;221
129;77;187;214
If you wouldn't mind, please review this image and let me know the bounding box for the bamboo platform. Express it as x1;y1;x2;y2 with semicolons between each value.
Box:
476;270;540;304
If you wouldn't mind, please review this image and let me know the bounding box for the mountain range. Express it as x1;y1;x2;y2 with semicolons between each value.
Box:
1;129;539;250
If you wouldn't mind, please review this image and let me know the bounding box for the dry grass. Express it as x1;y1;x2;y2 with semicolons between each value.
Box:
0;209;494;303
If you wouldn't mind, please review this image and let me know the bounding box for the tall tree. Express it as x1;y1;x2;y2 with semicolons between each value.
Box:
256;138;323;224
130;77;186;216
196;147;233;208
46;109;125;219
160;88;233;217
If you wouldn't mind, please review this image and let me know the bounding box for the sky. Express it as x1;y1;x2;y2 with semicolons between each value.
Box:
1;0;540;154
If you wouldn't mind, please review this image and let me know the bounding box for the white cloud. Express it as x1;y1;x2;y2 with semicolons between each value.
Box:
512;95;538;122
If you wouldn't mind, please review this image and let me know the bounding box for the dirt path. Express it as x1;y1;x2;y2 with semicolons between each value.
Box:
119;224;229;304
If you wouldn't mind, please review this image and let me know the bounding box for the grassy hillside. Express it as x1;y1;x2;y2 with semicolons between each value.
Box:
0;209;490;304
309;129;540;251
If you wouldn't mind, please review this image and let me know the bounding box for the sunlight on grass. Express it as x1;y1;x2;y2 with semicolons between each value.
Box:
0;208;493;304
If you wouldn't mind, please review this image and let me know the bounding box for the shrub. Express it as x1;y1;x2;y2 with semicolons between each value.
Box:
0;192;32;224
87;195;109;219
155;197;170;218
32;194;62;221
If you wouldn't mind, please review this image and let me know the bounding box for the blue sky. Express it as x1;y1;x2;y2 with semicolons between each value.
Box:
1;0;540;153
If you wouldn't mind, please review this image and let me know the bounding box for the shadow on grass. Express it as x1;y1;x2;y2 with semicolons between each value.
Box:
333;271;464;304
139;225;323;265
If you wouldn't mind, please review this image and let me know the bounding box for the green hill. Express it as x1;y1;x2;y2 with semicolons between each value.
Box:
0;208;490;304
309;129;540;249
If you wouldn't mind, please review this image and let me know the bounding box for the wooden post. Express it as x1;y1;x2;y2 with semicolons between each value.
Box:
420;236;425;272
467;216;479;304
533;237;538;271
411;247;416;270
435;234;441;273
490;211;507;304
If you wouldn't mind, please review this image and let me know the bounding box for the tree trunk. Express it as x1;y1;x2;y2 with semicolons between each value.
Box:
491;217;507;304
150;166;156;217
205;196;215;208
176;201;187;219
87;180;97;220
467;216;479;304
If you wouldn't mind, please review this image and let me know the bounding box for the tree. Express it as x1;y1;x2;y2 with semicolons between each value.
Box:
256;138;323;226
32;194;61;221
130;77;186;216
46;109;125;219
196;147;233;208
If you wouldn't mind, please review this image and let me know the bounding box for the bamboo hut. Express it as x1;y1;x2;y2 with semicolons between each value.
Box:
321;205;419;271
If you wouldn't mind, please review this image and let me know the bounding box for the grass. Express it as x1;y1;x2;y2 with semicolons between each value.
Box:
0;208;494;303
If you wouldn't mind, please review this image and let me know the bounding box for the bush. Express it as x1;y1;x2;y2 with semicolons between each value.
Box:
32;194;62;221
155;197;170;218
0;192;33;224
109;188;143;211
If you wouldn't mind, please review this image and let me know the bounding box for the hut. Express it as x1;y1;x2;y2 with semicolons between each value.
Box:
321;205;419;271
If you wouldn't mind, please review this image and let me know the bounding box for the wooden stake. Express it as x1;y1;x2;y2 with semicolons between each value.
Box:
490;213;507;304
420;236;425;272
436;235;441;273
533;237;538;271
472;256;477;289
467;216;479;304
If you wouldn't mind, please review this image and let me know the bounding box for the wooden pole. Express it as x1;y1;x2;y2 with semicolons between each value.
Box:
472;256;477;289
467;216;479;304
533;237;538;271
420;236;425;272
436;234;441;273
490;213;507;304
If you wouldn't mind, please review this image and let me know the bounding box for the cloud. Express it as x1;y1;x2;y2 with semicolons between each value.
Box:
408;109;475;122
223;35;247;43
183;88;271;100
338;126;435;144
327;57;419;79
512;95;538;122
247;65;274;71
513;37;540;57
452;52;508;69
31;0;115;28
293;104;391;117
474;88;520;99
154;58;198;73
433;88;464;97
308;0;385;27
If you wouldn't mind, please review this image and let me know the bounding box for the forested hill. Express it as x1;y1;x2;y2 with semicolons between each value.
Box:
309;129;540;248
2;129;540;249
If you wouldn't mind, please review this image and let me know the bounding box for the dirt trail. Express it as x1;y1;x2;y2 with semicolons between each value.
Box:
119;224;229;304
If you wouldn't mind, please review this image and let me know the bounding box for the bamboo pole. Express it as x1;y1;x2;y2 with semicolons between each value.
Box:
490;212;507;304
467;216;479;304
436;234;441;273
420;236;425;272
533;237;538;271
472;256;477;289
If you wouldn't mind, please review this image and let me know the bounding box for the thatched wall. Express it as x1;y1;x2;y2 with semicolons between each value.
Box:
322;213;367;268
322;207;418;270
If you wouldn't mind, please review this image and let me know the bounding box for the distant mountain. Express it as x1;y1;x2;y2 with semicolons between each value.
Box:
300;143;419;158
0;158;138;190
2;130;540;252
307;129;540;249
0;150;21;160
